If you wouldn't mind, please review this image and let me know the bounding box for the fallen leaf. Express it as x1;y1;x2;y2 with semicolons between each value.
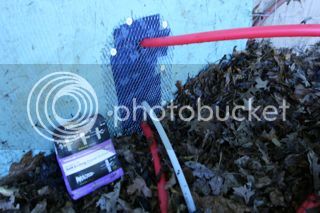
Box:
308;151;320;192
255;77;268;89
127;177;152;198
165;174;177;190
0;195;19;211
31;200;47;213
209;175;224;195
185;161;215;179
233;183;255;204
37;186;50;196
197;195;249;213
0;186;18;197
96;182;122;213
269;189;285;207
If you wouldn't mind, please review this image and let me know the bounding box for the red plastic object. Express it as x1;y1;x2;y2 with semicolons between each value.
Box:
140;24;320;47
141;122;168;213
297;194;320;213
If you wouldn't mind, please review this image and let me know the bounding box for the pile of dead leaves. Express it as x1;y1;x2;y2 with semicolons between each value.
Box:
161;41;320;212
1;41;320;212
0;133;162;213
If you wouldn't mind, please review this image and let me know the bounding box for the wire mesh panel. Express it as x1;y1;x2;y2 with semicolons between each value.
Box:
102;14;173;135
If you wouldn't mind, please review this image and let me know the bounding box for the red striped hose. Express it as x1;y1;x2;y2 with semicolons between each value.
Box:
141;122;168;213
140;24;320;47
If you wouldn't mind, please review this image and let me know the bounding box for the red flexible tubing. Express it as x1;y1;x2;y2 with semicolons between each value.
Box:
140;24;320;47
141;122;168;213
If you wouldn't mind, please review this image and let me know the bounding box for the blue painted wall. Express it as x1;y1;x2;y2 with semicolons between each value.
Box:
0;0;252;176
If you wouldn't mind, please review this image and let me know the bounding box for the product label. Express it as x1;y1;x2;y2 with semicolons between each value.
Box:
62;149;114;176
64;149;121;190
54;114;111;158
54;114;123;198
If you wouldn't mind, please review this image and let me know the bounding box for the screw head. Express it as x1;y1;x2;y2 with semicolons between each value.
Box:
162;21;168;29
110;48;117;56
160;64;166;72
126;17;133;26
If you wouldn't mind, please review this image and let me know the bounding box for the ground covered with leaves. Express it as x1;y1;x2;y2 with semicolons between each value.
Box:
1;41;320;212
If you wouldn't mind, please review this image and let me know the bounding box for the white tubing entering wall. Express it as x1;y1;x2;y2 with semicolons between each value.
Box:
142;101;196;213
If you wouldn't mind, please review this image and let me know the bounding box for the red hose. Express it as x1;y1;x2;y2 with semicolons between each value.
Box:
140;24;320;47
141;122;168;213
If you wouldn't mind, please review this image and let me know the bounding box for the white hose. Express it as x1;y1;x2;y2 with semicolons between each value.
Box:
142;101;196;213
